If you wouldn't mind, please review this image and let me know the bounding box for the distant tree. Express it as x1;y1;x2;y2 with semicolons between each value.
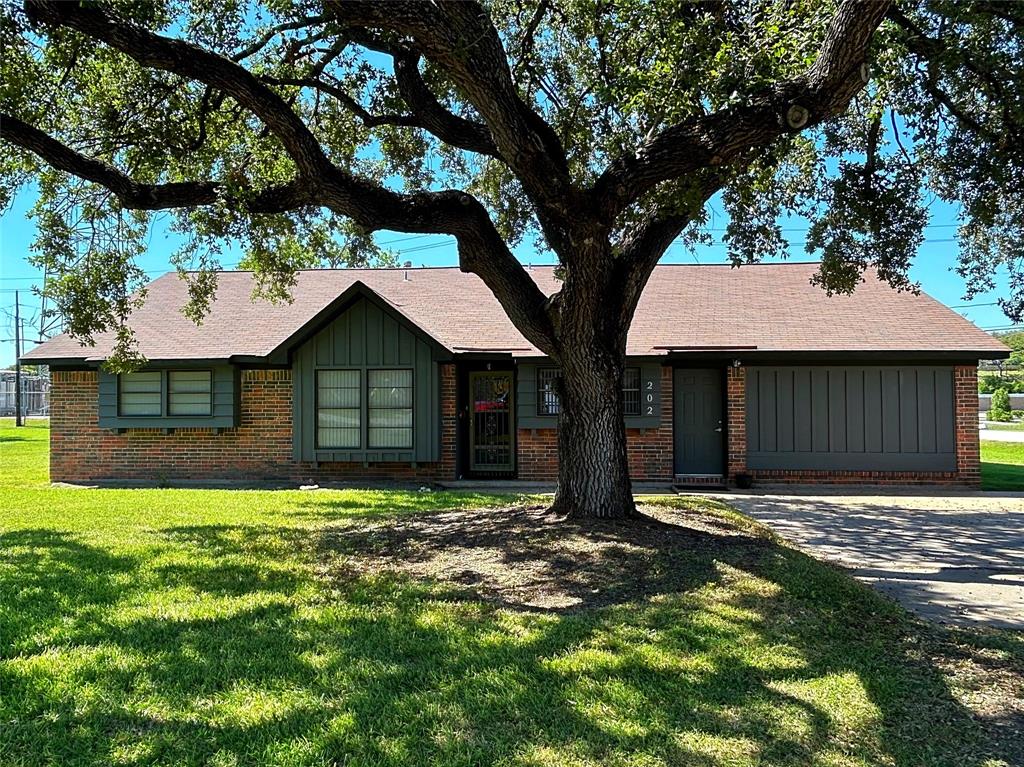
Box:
2;0;1023;517
989;388;1013;422
979;373;999;394
996;331;1024;369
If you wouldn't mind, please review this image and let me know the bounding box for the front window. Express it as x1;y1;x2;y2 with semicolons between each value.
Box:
368;369;413;448
317;370;361;448
168;370;212;416
622;368;641;416
537;367;643;417
119;371;162;416
537;367;561;416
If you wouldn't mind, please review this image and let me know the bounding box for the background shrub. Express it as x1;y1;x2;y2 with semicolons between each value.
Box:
989;388;1013;422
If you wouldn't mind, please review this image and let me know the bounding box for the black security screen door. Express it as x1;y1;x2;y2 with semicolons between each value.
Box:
469;371;515;474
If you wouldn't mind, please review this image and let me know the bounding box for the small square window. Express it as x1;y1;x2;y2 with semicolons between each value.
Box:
168;370;212;416
119;371;162;416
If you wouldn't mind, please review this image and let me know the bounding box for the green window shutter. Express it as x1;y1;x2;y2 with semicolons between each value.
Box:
317;370;361;448
168;370;212;416
119;371;162;416
368;369;413;448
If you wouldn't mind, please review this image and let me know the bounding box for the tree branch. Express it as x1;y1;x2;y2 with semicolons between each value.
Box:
259;74;421;129
592;0;891;220
12;2;561;350
887;5;1019;148
392;50;501;157
231;15;330;62
0;113;314;212
25;0;338;183
325;1;580;252
612;175;723;328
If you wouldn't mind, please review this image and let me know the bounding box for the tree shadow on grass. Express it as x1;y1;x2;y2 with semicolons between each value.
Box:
0;507;1012;767
290;488;527;520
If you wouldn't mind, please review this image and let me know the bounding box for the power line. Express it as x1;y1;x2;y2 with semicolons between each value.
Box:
0;234;974;282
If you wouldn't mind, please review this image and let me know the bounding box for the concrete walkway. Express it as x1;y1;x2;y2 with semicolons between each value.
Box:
980;428;1024;442
718;491;1024;629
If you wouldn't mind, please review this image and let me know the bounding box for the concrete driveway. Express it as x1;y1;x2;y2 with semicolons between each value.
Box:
720;491;1024;629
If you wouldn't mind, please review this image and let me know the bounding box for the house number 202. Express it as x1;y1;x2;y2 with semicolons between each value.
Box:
645;380;655;415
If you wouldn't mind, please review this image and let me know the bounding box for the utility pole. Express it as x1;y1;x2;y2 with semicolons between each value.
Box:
14;290;22;427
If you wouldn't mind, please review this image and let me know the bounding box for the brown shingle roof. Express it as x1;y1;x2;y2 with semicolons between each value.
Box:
23;263;1009;363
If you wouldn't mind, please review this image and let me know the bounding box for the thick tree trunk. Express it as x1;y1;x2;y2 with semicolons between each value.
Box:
550;358;638;518
548;276;638;518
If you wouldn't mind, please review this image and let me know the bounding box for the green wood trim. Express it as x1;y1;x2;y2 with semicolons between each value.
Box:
292;295;441;463
269;280;453;364
745;365;957;472
98;365;238;429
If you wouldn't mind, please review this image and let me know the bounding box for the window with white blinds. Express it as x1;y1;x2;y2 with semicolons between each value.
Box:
368;369;413;448
118;371;162;416
168;371;212;416
317;370;361;448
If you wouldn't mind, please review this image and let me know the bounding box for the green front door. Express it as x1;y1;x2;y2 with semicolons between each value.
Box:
469;371;515;474
673;368;725;475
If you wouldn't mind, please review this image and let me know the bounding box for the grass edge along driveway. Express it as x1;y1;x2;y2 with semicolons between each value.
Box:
980;438;1024;489
1;419;1021;767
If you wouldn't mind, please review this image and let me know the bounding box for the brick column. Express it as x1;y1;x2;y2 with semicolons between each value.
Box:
49;370;99;483
954;365;981;487
726;366;747;483
439;363;458;479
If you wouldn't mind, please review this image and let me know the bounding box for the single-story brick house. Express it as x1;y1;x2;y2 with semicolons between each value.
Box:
23;263;1009;487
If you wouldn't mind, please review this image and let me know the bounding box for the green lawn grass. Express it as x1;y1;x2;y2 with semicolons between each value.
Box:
980;440;1024;490
1;419;1018;766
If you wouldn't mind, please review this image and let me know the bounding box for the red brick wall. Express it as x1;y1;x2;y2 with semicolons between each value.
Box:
49;367;456;484
49;363;983;488
954;365;981;486
726;366;746;482
51;369;292;482
516;366;674;482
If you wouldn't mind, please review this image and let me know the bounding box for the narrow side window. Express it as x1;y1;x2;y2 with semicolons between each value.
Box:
317;370;361;448
537;367;560;416
367;369;413;449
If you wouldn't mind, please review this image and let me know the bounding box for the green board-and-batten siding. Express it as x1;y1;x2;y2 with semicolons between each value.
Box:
292;295;443;463
516;361;663;429
745;365;956;471
97;365;239;430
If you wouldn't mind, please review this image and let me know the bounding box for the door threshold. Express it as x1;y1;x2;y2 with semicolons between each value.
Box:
672;473;727;490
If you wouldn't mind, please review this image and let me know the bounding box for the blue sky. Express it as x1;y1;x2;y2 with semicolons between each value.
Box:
0;183;1014;368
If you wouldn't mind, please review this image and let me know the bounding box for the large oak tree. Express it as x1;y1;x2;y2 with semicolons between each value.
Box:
1;0;1021;517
